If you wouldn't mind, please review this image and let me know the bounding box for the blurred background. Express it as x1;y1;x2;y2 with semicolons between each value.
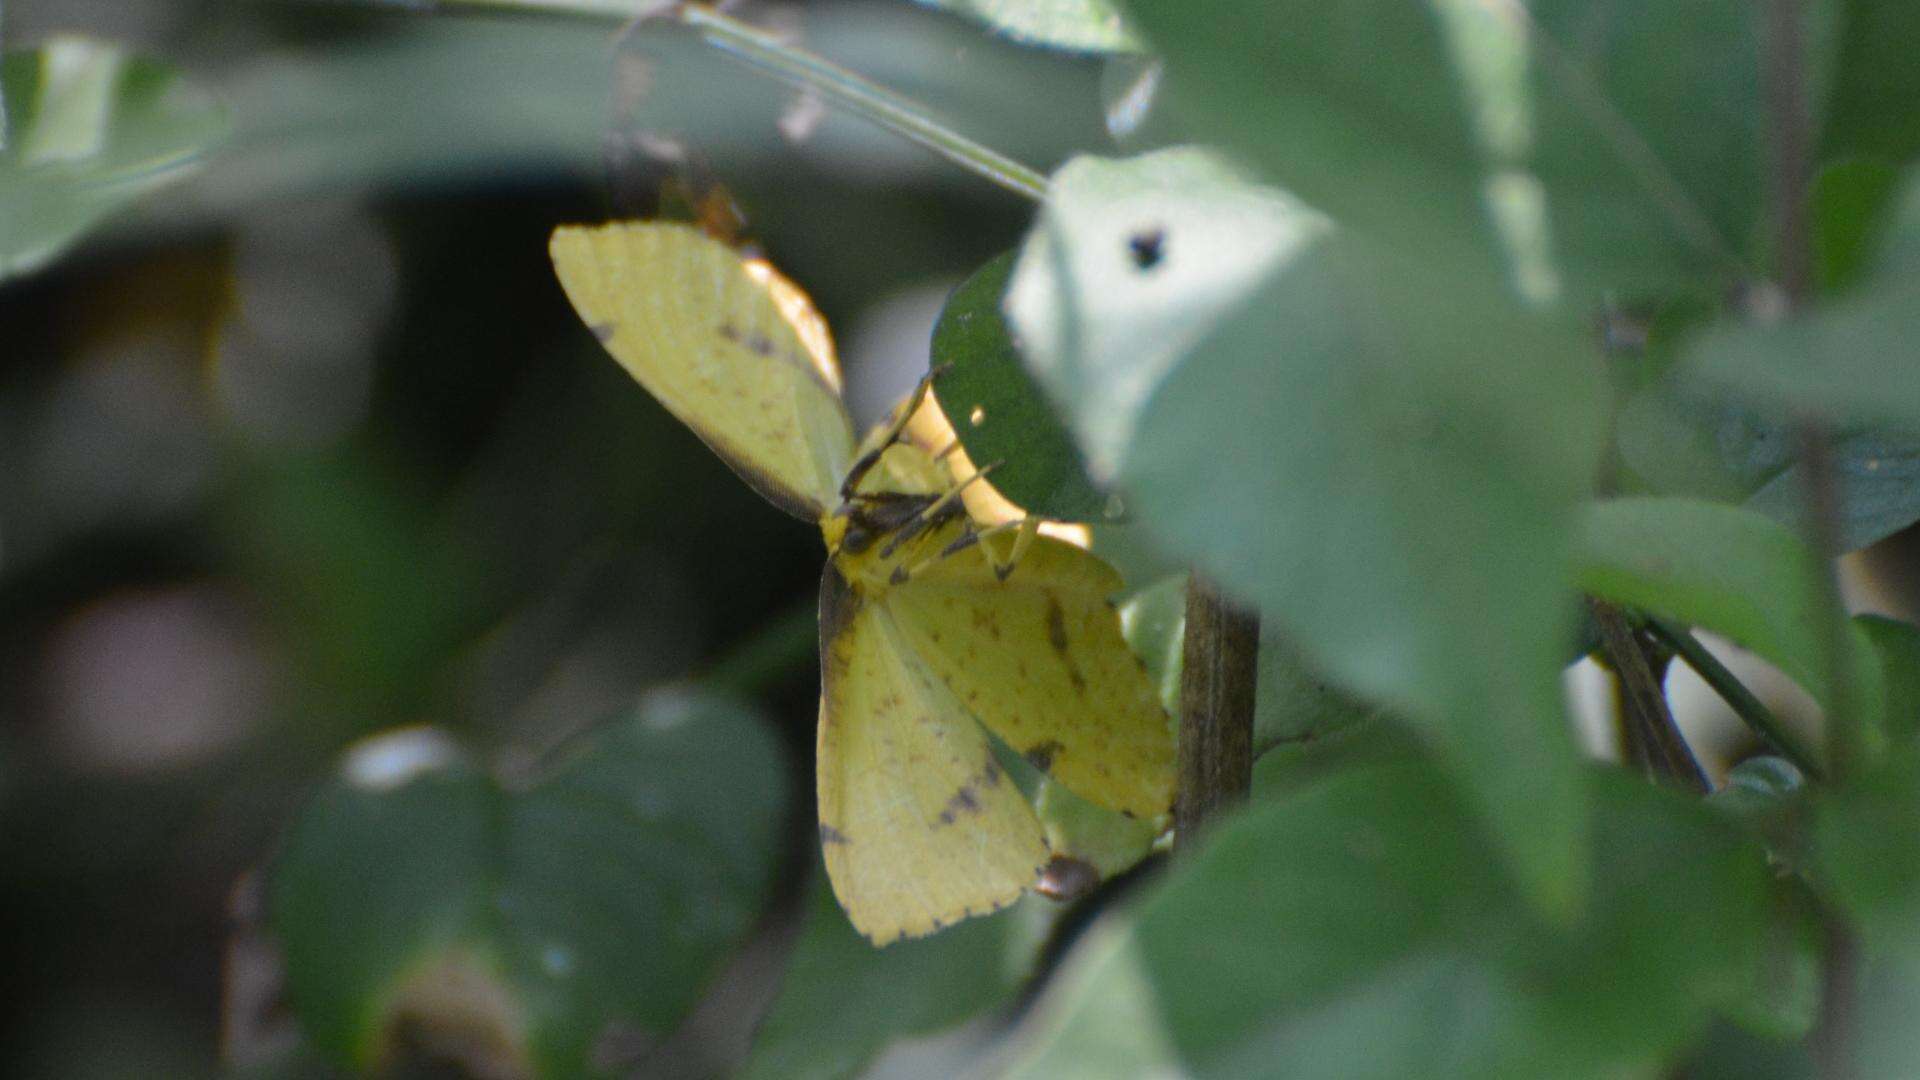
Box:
0;1;1118;1073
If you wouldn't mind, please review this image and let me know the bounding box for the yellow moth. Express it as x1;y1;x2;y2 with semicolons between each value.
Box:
549;221;1174;944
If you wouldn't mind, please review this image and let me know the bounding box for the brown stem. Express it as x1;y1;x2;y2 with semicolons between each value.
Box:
1588;597;1710;794
1174;574;1259;848
1765;0;1815;305
1814;912;1860;1080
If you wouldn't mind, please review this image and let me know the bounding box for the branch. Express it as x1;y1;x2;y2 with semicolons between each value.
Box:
1174;574;1259;848
1589;598;1710;794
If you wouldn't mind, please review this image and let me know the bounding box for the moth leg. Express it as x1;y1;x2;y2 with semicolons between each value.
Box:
839;364;951;501
981;514;1040;582
889;514;1039;585
876;462;1000;561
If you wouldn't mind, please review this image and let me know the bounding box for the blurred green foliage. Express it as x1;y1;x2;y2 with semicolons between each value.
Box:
12;0;1920;1078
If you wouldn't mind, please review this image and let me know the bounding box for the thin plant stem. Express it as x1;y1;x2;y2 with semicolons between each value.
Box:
1764;1;1859;1074
675;5;1050;201
1589;598;1710;794
404;0;1051;201
1641;616;1824;781
1174;574;1260;849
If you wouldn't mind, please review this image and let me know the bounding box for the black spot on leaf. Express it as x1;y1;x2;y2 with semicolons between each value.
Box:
1128;227;1166;271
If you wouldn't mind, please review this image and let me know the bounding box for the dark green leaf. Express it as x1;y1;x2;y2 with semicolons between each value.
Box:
1575;496;1881;736
0;38;227;280
1860;614;1920;745
1617;382;1920;553
932;252;1108;521
1821;0;1920;165
1815;747;1920;945
914;0;1139;53
742;873;1045;1080
1813;157;1901;291
1009;760;1772;1079
271;691;787;1078
1744;428;1920;552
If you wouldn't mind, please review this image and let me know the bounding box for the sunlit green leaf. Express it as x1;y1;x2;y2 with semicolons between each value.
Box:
0;37;226;280
1036;156;1606;909
1009;759;1772;1079
914;0;1138;53
1005;148;1326;484
742;873;1046;1080
271;692;786;1079
932;252;1108;521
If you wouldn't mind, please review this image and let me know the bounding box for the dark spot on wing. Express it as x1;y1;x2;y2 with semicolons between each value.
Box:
745;331;775;356
936;785;983;826
933;758;1001;826
1035;855;1101;901
1045;598;1070;655
818;564;862;691
1025;740;1064;772
819;823;851;845
1128;227;1165;271
589;322;617;343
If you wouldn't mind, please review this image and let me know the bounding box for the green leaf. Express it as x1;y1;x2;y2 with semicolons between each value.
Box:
742;873;1045;1080
271;691;787;1079
1617;381;1920;554
1008;759;1772;1079
1119;0;1495;275
1037;159;1606;910
932;252;1108;521
1684;172;1920;429
1575;496;1882;742
1744;428;1920;553
914;0;1139;53
1005;148;1328;485
1814;747;1920;946
1821;0;1920;165
0;37;226;280
1122;0;1817;300
1812;157;1902;291
1521;0;1809;298
1859;614;1920;745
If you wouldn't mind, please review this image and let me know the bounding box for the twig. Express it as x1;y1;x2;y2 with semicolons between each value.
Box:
1589;598;1710;794
1174;574;1259;848
677;4;1050;202
389;0;1052;201
1641;616;1824;780
1765;1;1860;1073
1764;0;1815;306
